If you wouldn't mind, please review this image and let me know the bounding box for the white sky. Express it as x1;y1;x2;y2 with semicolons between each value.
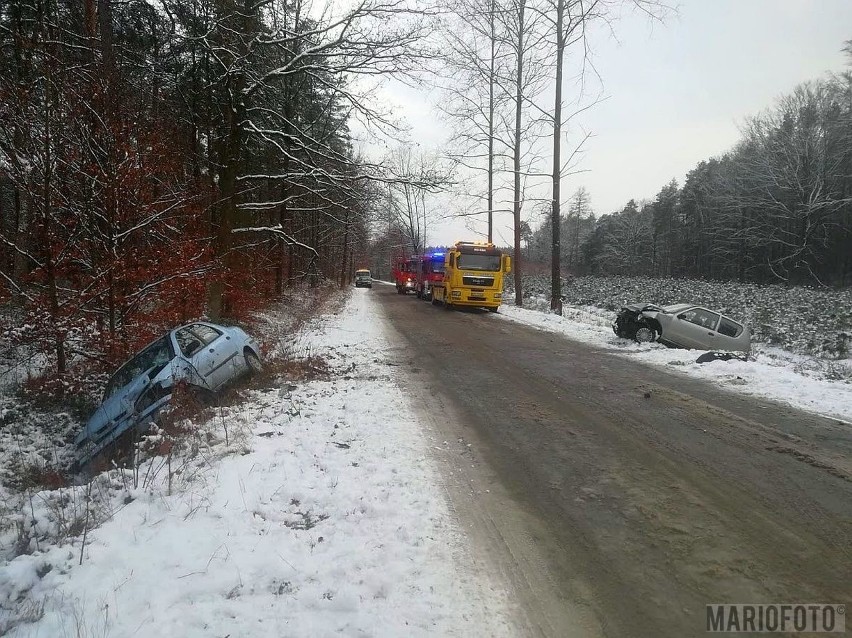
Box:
369;0;852;247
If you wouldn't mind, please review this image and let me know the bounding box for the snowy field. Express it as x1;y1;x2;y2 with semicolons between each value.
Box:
0;291;513;637
497;301;852;423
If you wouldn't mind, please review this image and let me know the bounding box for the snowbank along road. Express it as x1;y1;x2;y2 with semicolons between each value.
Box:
370;283;852;638
0;290;516;637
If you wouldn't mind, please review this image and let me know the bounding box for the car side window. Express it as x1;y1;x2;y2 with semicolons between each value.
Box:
718;317;743;338
191;323;223;346
679;308;721;330
175;327;204;357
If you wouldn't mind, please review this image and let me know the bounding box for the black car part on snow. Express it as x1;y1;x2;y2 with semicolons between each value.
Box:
613;304;663;342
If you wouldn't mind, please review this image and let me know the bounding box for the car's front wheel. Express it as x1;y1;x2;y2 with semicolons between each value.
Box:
244;348;263;375
634;325;657;343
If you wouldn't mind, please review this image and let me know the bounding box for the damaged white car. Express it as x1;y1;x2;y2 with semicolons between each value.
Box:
613;303;751;353
75;322;263;469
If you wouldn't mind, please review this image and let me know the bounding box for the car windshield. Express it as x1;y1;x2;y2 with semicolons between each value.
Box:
457;254;501;271
104;336;175;399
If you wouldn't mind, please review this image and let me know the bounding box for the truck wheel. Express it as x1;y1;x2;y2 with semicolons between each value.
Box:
488;307;498;313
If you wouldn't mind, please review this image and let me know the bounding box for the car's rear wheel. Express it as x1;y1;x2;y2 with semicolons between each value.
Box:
244;348;263;375
634;326;657;343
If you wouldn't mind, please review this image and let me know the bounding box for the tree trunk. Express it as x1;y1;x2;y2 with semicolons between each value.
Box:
512;0;525;307
550;0;564;315
487;0;496;244
340;209;350;287
206;2;250;319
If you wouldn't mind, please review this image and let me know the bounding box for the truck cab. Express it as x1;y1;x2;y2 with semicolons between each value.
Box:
431;242;511;312
392;256;419;294
415;252;446;300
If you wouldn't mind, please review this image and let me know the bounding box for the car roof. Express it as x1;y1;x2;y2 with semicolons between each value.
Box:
663;303;694;314
116;322;224;362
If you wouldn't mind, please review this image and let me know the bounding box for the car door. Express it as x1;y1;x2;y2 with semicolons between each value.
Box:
716;315;749;352
173;327;207;386
189;323;240;389
671;307;722;350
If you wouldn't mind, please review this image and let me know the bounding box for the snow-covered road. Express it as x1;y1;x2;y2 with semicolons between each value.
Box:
1;290;513;637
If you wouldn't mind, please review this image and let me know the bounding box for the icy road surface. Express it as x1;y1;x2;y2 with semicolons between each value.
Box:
376;283;852;638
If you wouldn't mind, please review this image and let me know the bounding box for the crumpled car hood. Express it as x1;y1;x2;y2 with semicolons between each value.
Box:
622;303;663;314
75;373;153;445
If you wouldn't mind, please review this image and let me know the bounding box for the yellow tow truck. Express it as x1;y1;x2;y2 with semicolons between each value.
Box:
431;241;511;312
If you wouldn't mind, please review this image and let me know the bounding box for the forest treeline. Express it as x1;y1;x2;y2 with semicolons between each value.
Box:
0;0;849;387
0;0;434;379
527;50;852;287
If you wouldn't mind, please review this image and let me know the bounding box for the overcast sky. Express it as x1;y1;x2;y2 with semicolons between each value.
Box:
369;0;852;247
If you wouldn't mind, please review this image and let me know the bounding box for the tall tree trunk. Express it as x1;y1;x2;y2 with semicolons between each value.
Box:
206;1;250;319
340;209;350;287
11;2;30;291
512;0;525;306
550;0;564;315
97;0;115;75
42;0;65;374
487;0;496;243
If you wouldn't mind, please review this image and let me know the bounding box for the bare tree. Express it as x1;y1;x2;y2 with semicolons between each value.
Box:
495;0;550;306
541;0;600;313
541;0;666;311
184;0;437;317
437;0;512;241
382;146;451;253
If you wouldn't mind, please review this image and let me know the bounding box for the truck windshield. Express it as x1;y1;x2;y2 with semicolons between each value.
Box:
457;254;500;271
430;260;445;273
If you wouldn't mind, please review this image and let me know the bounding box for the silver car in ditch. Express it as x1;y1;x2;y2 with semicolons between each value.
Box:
613;303;751;352
75;322;263;468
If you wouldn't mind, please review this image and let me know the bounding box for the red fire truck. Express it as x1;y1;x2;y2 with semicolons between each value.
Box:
392;254;419;294
415;251;446;300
